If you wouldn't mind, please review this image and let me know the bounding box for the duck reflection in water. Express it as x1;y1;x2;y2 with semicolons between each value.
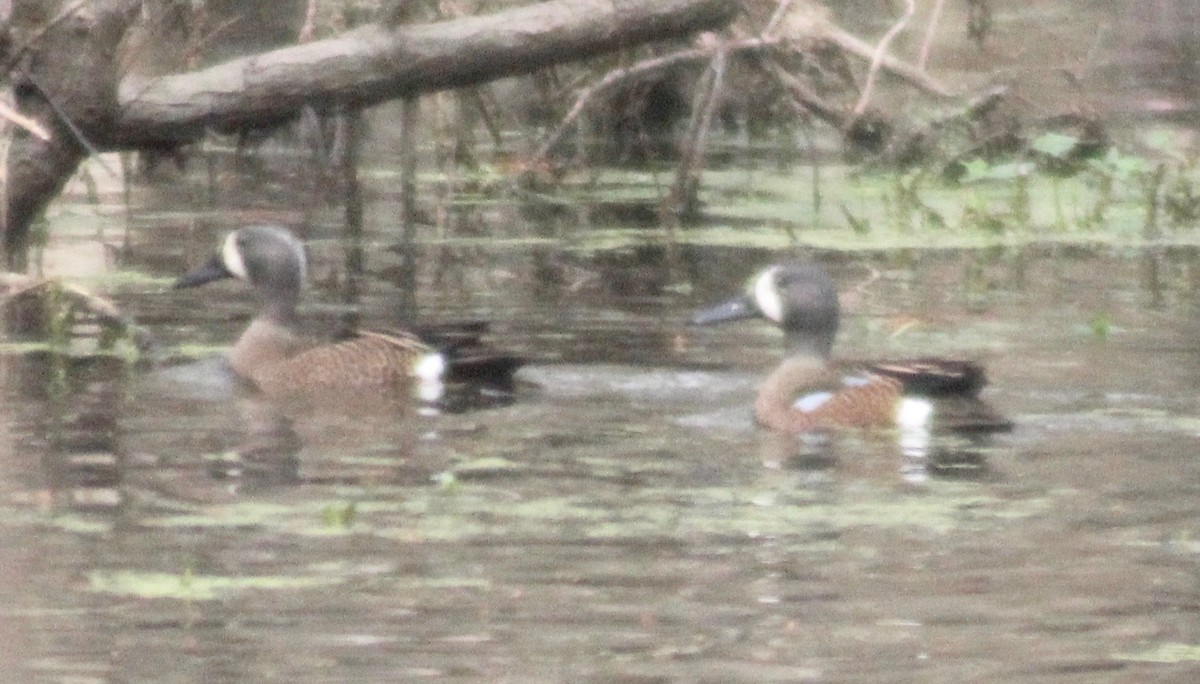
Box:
691;261;1010;481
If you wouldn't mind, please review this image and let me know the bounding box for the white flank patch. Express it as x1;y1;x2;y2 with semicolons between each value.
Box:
222;231;248;280
793;391;832;413
754;267;784;323
414;352;446;402
896;397;932;461
895;397;933;430
290;234;308;286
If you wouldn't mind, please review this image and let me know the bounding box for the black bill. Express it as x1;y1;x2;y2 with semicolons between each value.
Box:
173;255;232;289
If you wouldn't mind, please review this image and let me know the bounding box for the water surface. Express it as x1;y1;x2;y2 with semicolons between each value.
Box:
5;231;1200;682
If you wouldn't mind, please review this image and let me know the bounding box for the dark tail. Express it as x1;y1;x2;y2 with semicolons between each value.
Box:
867;358;988;397
866;358;1011;433
931;395;1013;433
418;321;526;389
445;349;525;386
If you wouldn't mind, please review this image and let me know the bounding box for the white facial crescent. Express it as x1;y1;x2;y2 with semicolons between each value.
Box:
222;231;249;280
753;267;784;323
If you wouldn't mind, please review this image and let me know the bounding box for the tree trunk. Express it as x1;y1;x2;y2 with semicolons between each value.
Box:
4;0;139;269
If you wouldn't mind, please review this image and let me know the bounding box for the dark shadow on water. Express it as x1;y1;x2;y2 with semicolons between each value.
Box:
1;352;128;514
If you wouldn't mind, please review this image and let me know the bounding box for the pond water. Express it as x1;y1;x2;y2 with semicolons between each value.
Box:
5;167;1200;682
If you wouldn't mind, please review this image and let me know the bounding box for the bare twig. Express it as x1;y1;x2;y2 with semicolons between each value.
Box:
762;0;793;38
121;15;242;115
1;125;8;248
536;15;950;161
18;69;119;178
825;28;950;97
536;37;778;159
917;0;946;71
0;98;51;141
668;41;726;222
536;50;703;159
852;0;916;117
0;0;90;73
299;0;318;42
760;59;844;126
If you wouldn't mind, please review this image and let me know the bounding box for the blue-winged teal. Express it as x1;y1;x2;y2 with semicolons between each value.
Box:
174;225;522;402
691;261;1010;434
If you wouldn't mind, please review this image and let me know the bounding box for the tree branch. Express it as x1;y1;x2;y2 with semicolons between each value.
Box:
112;0;738;145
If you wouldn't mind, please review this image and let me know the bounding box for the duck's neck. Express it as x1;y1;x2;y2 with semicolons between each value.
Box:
229;318;305;385
783;328;835;359
754;355;837;432
259;294;300;327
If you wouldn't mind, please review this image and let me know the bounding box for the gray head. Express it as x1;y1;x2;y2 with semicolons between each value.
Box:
174;225;308;321
690;261;841;357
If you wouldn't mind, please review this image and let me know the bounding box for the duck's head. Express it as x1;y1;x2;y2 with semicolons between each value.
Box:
174;225;307;320
690;261;840;357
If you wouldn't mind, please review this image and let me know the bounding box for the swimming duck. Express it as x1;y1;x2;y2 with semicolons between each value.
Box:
691;261;1010;434
174;225;522;402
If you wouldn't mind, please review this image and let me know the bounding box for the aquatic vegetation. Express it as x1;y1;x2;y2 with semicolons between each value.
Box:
1087;313;1112;340
320;501;358;528
88;569;344;600
447;456;527;477
1115;642;1200;664
527;128;1195;253
129;474;1051;546
169;343;233;361
432;470;461;490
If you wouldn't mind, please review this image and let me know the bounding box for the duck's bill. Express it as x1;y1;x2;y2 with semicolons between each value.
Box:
173;255;232;289
689;295;757;325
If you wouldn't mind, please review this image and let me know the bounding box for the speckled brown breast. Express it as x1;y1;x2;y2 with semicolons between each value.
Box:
778;375;904;432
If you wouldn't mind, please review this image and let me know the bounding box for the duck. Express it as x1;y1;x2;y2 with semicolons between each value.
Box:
690;261;1011;434
173;225;522;404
